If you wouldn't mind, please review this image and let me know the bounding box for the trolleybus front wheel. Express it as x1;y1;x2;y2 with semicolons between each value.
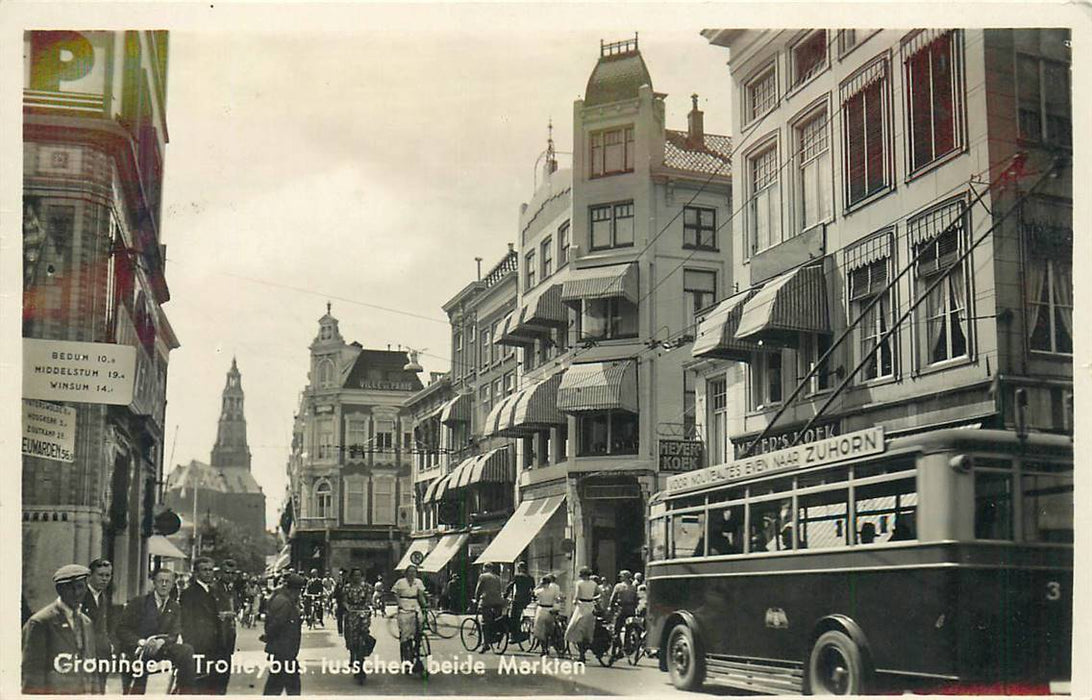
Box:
666;624;705;691
807;631;864;695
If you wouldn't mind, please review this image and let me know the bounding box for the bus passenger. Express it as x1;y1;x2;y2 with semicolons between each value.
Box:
859;522;877;544
891;514;915;541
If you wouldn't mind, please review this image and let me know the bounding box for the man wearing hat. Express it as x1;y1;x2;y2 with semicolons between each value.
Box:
116;566;197;694
262;572;305;695
22;564;99;694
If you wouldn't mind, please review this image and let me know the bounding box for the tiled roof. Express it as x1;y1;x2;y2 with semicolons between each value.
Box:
663;130;732;177
165;460;263;495
585;51;653;107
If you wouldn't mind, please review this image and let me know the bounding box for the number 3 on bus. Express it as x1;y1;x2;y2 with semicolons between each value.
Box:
645;428;1072;695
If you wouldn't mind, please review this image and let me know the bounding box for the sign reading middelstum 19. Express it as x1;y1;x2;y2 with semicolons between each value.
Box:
23;339;137;405
22;399;76;463
666;426;885;494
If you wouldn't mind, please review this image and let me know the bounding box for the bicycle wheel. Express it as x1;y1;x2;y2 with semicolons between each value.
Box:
517;618;534;652
491;626;509;655
460;617;482;652
626;626;643;666
430;610;458;639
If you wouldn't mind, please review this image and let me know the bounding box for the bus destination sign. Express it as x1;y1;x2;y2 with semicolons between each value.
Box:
665;426;885;494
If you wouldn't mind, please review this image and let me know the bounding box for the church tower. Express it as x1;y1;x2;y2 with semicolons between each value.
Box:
210;357;252;470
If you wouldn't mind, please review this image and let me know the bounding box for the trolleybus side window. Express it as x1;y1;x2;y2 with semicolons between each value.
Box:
706;504;745;555
749;498;792;552
798;487;849;548
1020;470;1073;543
671;511;706;558
855;476;918;543
649;516;668;561
974;469;1014;540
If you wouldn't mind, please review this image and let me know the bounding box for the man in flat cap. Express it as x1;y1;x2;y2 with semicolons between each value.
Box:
116;566;197;694
262;572;305;695
22;564;100;694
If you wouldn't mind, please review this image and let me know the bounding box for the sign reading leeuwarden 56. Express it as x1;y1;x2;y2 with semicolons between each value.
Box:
23;399;76;463
666;427;885;494
23;338;137;405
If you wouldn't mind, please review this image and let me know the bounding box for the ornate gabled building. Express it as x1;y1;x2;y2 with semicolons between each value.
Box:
285;306;423;576
163;359;266;541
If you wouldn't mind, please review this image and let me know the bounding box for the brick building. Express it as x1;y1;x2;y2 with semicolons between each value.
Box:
22;30;177;608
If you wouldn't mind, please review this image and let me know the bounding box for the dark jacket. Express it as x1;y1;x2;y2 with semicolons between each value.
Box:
22;600;99;694
263;588;302;659
116;592;183;655
180;580;236;658
80;588;116;657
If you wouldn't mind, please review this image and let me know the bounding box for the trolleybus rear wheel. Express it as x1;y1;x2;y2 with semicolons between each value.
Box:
807;631;864;695
666;623;705;691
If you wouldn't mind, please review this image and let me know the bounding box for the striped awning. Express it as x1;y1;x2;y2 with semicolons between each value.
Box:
474;496;566;565
557;360;638;413
395;537;437;572
692;289;761;362
424;471;453;503
419;532;469;573
484;373;566;437
440;393;471;425
514;284;567;333
561;263;639;305
494;312;537;347
735;264;829;348
149;535;188;559
448;447;513;490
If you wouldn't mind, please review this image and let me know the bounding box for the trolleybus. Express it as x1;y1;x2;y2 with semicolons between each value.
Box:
645;427;1072;695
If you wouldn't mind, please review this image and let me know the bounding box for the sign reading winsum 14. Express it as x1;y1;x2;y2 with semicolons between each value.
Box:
23;338;137;405
666;427;885;494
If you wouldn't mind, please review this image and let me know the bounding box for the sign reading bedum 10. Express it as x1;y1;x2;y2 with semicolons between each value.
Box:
23;339;137;405
659;439;704;472
665;427;885;494
22;399;76;463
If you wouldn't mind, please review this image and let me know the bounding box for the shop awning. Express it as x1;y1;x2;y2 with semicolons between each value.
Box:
495;312;537;347
474;496;566;564
692;289;761;362
561;263;639;305
455;447;513;488
557;360;638;413
735;264;829;348
486;373;566;437
440;393;471;425
149;535;188;559
423;472;452;503
419;532;469;573
513;284;567;334
431;471;459;503
395;537;437;572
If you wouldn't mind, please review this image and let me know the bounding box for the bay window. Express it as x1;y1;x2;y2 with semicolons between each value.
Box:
576;297;638;341
578;410;639;456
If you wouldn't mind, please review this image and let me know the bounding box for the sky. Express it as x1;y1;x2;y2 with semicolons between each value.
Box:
159;26;737;529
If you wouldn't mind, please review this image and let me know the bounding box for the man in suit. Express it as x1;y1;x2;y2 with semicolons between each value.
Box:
22;564;99;694
263;573;305;695
116;566;197;694
81;558;117;692
180;557;236;694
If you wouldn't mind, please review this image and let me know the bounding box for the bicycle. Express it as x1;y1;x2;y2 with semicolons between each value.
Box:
302;594;324;629
397;609;431;678
459;602;508;654
425;604;459;639
623;614;646;665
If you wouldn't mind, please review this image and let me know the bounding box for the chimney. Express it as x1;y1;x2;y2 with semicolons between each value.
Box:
507;242;514;253
687;93;704;149
475;257;483;280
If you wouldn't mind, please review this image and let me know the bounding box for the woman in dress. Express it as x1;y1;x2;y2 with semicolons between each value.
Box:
532;574;562;656
342;568;374;684
565;567;598;663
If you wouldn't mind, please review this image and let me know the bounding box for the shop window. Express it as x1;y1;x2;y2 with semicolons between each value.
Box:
904;31;965;173
578;410;639;456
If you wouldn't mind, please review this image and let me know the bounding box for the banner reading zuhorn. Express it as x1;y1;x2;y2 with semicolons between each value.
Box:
23;338;137;405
